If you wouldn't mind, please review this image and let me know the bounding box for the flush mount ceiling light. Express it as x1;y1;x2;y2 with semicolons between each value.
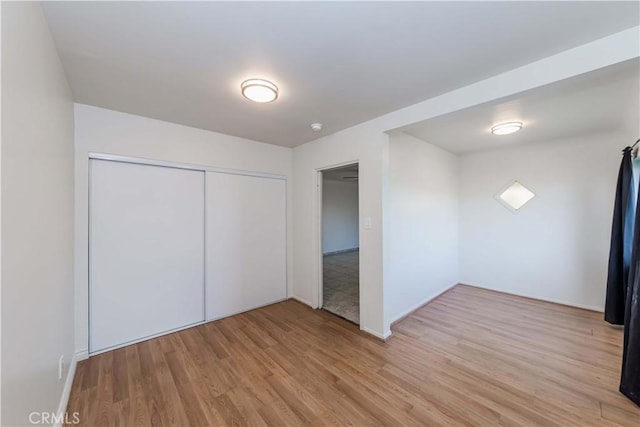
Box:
495;180;535;213
491;121;523;136
241;79;278;103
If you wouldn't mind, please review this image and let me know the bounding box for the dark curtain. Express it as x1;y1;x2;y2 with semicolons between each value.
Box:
605;147;635;324
621;150;640;406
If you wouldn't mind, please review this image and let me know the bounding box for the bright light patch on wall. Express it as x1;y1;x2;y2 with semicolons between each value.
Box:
495;181;535;213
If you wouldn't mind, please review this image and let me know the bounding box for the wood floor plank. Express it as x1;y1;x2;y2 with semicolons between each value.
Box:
164;350;211;426
67;285;640;426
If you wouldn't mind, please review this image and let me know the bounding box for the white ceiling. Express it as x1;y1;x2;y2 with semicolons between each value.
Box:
42;2;639;147
403;59;640;155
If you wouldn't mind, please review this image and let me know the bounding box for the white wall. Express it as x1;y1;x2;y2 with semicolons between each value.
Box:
322;179;359;254
459;132;625;310
1;3;75;425
74;104;292;356
292;128;388;338
385;133;459;323
292;28;636;339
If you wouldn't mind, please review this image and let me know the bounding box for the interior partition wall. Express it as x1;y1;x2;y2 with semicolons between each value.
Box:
88;156;287;354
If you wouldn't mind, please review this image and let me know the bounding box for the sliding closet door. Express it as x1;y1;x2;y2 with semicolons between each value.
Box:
90;159;205;353
206;172;286;320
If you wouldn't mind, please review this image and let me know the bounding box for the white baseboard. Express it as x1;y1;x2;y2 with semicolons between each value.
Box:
54;352;78;427
460;282;604;312
360;326;392;341
289;295;317;309
75;349;89;361
390;282;458;325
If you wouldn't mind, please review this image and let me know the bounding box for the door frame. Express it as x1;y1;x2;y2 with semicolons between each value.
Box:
315;160;360;313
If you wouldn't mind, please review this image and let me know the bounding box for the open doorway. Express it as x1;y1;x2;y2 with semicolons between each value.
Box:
321;163;360;324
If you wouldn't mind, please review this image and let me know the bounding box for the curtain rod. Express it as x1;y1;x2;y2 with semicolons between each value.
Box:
632;138;640;150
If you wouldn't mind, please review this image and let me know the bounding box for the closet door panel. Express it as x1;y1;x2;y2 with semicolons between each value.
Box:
90;160;205;353
206;172;286;320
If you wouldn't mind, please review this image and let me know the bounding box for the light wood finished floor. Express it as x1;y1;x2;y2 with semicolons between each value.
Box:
67;285;640;426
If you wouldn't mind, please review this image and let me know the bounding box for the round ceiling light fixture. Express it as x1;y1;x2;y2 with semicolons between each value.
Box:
491;121;523;136
241;79;278;103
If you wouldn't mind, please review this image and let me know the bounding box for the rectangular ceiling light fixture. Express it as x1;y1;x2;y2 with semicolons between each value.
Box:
495;180;535;213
